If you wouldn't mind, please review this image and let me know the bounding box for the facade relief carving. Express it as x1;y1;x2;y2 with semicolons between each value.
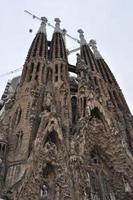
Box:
0;17;133;200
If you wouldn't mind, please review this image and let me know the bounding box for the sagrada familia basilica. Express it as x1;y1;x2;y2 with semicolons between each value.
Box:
0;17;133;200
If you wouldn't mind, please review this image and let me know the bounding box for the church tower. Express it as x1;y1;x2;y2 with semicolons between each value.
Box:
0;17;133;200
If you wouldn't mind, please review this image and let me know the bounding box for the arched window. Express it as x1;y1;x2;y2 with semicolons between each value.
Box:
60;63;64;81
42;64;45;83
46;68;53;83
16;107;22;125
55;64;58;74
15;131;23;151
71;96;77;124
36;62;40;73
60;63;63;73
94;77;98;86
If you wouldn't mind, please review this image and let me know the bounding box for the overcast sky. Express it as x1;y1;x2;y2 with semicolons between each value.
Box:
0;0;133;113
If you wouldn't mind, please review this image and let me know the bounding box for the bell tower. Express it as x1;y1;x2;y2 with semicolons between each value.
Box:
89;39;133;153
20;17;48;87
49;18;72;141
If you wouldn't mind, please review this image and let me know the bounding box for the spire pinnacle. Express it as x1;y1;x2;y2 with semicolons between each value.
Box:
89;40;103;59
77;29;87;46
62;28;67;44
54;18;61;33
37;17;48;34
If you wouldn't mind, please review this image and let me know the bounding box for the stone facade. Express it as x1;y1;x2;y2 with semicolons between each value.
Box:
0;18;133;200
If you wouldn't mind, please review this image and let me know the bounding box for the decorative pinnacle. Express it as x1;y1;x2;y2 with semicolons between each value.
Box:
38;17;48;34
54;18;61;33
77;29;87;46
41;17;48;24
89;39;103;59
62;29;67;44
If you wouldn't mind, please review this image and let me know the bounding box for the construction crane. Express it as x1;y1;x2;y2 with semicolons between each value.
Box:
0;11;90;78
0;68;22;78
24;10;80;44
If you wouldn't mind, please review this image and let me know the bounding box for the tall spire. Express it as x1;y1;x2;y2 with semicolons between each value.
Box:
78;29;87;46
54;18;61;33
37;17;48;34
89;40;103;59
26;17;48;61
77;29;99;73
50;18;67;60
90;40;131;113
20;17;48;86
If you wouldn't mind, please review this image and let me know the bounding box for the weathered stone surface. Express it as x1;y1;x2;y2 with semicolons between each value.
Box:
0;20;133;200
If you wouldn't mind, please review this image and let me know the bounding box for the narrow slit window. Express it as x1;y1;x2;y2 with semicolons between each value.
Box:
55;76;58;82
27;63;34;82
61;63;63;73
55;64;58;74
83;97;86;117
36;62;40;72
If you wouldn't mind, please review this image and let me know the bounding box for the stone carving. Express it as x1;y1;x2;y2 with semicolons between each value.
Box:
76;53;88;80
4;98;15;110
0;17;133;200
40;184;48;199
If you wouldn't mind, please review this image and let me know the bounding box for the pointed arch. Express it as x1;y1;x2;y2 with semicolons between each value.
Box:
46;67;53;83
87;99;111;125
90;107;102;120
44;130;59;147
42;117;62;149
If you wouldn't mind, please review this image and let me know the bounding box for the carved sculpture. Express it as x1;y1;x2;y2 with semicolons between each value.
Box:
0;17;133;200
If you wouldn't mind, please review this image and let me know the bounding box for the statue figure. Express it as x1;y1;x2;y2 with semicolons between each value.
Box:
44;92;55;112
86;105;91;117
76;53;88;74
40;184;48;199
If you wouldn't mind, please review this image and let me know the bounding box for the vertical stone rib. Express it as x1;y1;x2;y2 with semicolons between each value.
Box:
20;19;48;86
